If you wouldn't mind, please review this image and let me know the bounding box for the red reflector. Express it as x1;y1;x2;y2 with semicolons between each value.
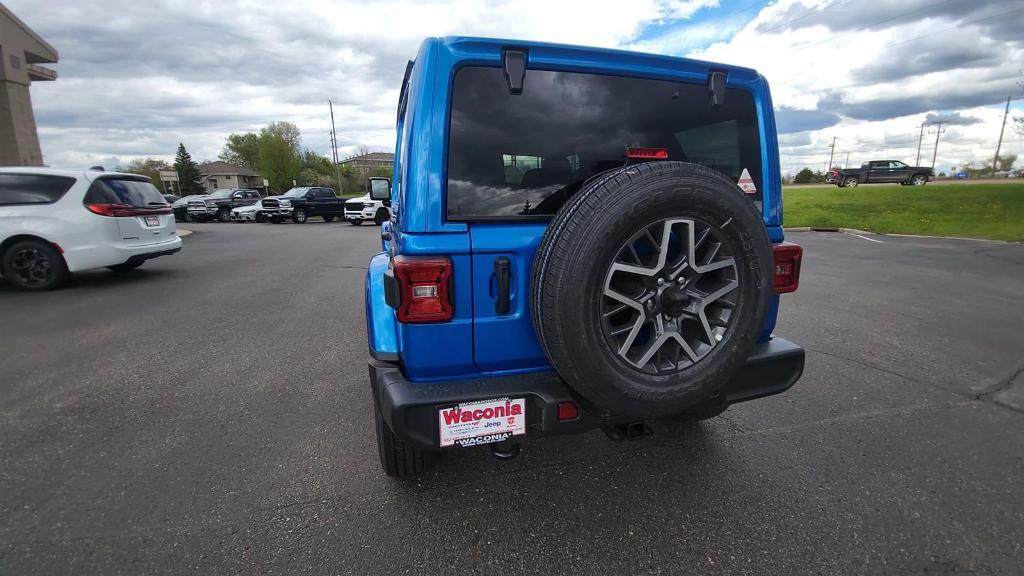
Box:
626;147;669;160
557;401;578;421
773;242;803;294
392;255;453;323
85;203;172;217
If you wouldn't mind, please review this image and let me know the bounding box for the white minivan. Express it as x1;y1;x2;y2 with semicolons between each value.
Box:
0;167;182;290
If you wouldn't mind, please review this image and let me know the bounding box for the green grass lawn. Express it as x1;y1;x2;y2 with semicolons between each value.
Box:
783;183;1024;241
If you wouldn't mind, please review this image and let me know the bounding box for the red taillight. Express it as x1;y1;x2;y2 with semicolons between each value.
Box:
773;242;803;294
86;203;172;217
557;401;578;421
392;255;453;323
626;147;669;160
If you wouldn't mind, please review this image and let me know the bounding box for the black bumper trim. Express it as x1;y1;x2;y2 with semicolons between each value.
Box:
370;337;804;450
121;246;181;267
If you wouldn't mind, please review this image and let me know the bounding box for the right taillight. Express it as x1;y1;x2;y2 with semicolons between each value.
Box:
773;242;803;294
86;203;172;217
388;255;453;323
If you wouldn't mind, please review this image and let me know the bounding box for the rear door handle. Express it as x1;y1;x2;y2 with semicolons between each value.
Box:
494;257;510;315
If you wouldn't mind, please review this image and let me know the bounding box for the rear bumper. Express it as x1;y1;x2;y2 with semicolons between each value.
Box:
370;337;805;450
120;245;181;267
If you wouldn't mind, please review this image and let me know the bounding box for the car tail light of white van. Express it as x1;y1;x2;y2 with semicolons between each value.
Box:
773;242;803;294
85;203;172;217
388;255;453;323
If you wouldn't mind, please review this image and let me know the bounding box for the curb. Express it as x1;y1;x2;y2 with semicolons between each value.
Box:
178;229;193;237
784;227;876;235
883;233;1013;244
784;227;1015;244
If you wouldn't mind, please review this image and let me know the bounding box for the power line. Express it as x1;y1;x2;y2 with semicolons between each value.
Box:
781;0;959;57
775;5;1024;84
756;0;854;37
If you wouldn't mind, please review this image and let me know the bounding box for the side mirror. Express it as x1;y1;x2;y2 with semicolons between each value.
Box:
368;177;391;206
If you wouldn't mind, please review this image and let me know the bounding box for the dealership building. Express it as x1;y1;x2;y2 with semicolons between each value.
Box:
0;3;58;166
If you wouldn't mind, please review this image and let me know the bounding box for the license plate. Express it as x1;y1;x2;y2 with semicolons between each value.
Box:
438;397;526;447
144;215;160;226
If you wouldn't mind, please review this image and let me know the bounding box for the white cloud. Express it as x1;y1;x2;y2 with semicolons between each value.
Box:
684;0;1024;173
9;0;1024;175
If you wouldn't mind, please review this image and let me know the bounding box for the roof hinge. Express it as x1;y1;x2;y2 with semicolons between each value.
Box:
503;49;526;95
707;70;727;108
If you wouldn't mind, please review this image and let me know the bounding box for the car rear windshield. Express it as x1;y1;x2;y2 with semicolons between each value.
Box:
84;178;167;207
446;67;763;220
0;173;77;205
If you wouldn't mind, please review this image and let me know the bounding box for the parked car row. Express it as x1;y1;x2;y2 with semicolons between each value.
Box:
171;183;391;226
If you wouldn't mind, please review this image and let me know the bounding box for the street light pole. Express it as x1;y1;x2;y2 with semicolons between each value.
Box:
915;122;925;166
991;95;1011;176
329;100;342;192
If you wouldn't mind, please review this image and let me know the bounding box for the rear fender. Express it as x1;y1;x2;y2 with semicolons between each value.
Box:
366;252;400;361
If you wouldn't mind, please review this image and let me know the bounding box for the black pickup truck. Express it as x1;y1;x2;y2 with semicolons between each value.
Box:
261;187;345;223
186;188;262;222
834;160;933;188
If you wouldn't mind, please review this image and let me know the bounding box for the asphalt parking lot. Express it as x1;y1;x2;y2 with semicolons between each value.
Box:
2;222;1023;575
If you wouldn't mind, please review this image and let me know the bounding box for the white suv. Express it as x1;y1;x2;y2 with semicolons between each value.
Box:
343;194;390;226
0;167;182;290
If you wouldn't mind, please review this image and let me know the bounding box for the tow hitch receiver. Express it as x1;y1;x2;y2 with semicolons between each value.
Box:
602;421;654;441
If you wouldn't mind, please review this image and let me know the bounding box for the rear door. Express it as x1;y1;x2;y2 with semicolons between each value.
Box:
867;161;891;182
309;188;330;214
447;65;764;372
85;177;175;246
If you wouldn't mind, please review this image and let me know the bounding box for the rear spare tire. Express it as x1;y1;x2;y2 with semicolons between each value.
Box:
530;161;773;419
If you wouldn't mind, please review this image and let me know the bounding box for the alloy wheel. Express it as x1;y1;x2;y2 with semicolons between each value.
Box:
9;248;54;288
601;218;739;375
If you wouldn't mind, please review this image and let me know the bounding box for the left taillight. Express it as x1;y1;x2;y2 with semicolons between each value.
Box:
386;255;453;323
86;203;171;217
773;242;803;294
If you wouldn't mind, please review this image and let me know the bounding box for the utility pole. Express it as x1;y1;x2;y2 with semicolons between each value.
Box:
826;136;837;172
915;122;926;166
329;100;342;191
991;95;1011;176
844;151;850;168
928;121;946;170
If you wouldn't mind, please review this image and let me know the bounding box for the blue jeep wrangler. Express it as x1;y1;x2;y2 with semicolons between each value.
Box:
365;37;805;477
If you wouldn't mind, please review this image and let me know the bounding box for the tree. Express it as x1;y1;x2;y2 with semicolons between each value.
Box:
997;154;1017;172
218;132;261;170
261;121;302;154
793;167;816;184
299;149;340;189
121;158;170;190
173;144;204;196
258;133;301;193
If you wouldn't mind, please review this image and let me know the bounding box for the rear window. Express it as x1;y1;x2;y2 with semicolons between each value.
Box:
446;67;763;220
84;178;167;207
0;173;77;205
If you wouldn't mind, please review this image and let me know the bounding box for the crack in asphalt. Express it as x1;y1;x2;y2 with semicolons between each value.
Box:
809;348;1024;415
975;364;1024;399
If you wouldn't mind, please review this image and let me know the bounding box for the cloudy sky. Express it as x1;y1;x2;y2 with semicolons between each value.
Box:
11;0;1024;175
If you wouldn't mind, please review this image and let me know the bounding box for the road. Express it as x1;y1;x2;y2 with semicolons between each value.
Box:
2;222;1023;575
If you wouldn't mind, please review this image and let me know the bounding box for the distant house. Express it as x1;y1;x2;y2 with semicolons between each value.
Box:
198;161;264;192
339;152;394;173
